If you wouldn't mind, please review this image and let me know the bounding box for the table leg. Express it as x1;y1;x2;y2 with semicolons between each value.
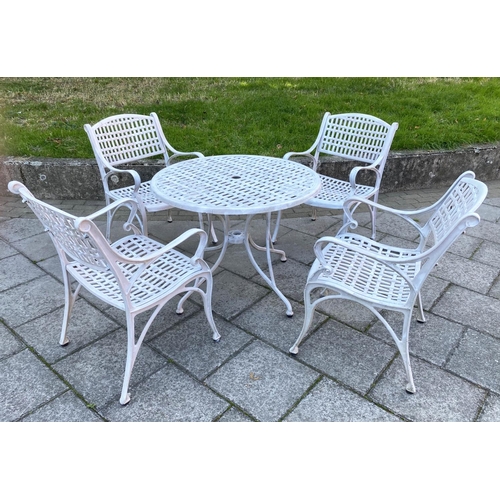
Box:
244;213;294;317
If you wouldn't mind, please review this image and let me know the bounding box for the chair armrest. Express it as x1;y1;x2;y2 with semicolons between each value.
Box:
103;166;142;195
348;163;382;189
283;151;317;170
167;151;204;165
338;195;428;241
81;197;140;222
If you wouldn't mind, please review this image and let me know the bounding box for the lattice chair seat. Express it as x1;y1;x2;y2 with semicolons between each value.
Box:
85;112;204;239
290;171;488;395
109;181;170;212
8;181;220;406
278;113;399;242
309;177;375;208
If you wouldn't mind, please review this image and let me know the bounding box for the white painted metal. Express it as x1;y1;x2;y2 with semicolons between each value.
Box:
8;181;220;405
289;171;488;394
280;112;399;241
152;155;322;316
84;112;204;239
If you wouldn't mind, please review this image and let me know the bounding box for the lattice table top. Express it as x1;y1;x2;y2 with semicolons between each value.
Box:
151;155;322;215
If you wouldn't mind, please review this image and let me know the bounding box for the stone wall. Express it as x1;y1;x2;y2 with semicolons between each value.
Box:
2;143;500;200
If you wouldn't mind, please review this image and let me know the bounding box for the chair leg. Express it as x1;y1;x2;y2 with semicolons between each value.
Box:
120;312;138;405
201;274;221;342
370;205;377;240
399;311;416;393
416;292;426;323
289;284;317;355
59;269;81;346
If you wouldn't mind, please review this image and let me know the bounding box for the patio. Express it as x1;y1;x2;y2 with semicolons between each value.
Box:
2;181;500;422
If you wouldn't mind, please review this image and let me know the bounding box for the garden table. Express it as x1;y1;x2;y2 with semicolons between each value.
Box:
151;155;321;316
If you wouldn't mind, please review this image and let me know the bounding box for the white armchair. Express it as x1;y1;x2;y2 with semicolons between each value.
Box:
290;171;488;394
278;112;398;242
8;181;220;405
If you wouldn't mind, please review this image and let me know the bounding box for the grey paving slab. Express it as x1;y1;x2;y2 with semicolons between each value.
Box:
477;203;500;222
446;329;500;392
488;279;500;300
0;239;18;259
194;269;270;321
373;211;422;242
149;312;252;379
446;233;483;259
278;214;342;238
251;257;310;304
0;323;24;359
467;219;500;244
0;253;46;291
290;319;396;394
15;299;120;363
472;240;500;267
272;229;321;266
285;377;401;422
232;293;327;353
432;285;500;338
315;296;377;332
205;240;264;279
106;296;202;340
9;231;58;262
369;357;486;421
53;329;168;408
21;390;104;422
419;275;450;310
477;393;500;422
369;312;465;367
102;363;229;422
0;275;66;327
217;406;254;422
0;349;67;421
206;340;319;422
0;218;45;242
430;252;498;294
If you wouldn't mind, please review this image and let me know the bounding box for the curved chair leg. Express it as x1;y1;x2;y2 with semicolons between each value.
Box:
369;205;377;240
59;268;81;346
416;292;426;323
289;284;317;355
200;274;221;342
120;312;139;405
399;311;416;393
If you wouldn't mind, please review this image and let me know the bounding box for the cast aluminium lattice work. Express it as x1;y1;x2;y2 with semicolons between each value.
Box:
84;112;204;240
8;181;220;406
280;112;399;241
151;155;322;316
290;171;488;394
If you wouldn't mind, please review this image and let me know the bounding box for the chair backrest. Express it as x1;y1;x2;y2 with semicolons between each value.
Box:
84;113;170;181
315;112;398;167
8;181;112;271
425;171;488;247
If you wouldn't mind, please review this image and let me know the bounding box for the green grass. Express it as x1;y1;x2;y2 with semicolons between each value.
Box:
1;77;499;159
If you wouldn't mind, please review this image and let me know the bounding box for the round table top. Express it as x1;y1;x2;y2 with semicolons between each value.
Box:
151;155;321;215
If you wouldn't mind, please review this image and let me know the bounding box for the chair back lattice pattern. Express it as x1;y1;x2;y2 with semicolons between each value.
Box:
317;113;393;163
89;114;167;167
427;176;485;246
21;192;109;270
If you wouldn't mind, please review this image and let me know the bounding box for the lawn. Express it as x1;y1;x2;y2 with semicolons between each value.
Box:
1;77;499;159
